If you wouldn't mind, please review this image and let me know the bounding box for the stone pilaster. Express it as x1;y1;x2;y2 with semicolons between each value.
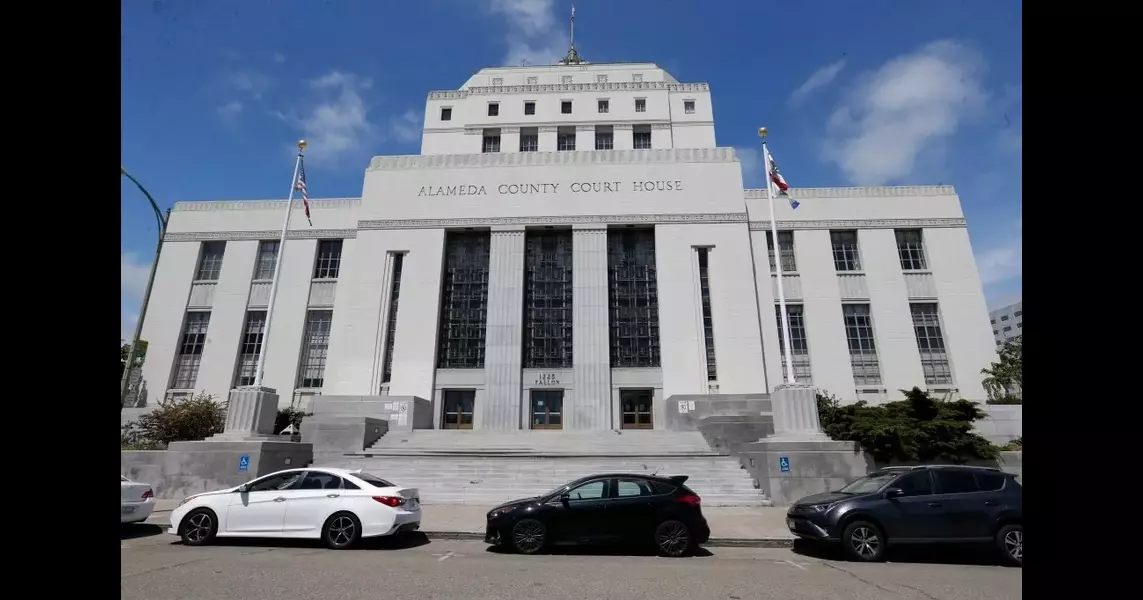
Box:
481;228;526;430
207;386;280;441
768;382;828;441
571;225;612;430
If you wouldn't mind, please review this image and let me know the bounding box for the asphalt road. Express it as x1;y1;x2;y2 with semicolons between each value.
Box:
121;525;1021;600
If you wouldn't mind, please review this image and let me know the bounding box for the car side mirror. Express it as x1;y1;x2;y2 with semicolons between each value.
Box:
885;487;904;499
237;484;249;493
559;493;570;504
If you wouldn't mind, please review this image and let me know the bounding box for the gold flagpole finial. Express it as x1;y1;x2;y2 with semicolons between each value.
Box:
758;127;768;139
297;139;308;152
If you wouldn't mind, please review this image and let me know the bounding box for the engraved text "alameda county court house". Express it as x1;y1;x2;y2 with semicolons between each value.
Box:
416;180;684;197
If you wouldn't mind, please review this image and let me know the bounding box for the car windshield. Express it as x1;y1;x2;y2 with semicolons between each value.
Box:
541;480;579;499
838;472;899;494
355;473;396;488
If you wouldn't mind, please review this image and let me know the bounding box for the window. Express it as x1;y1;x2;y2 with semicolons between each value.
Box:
594;126;613;150
440;107;452;121
608;229;661;368
895;229;928;270
560;100;573;114
993;330;999;335
170;312;210;389
766;231;796;272
684;100;695;114
313;240;343;279
248;471;304;492
910;303;952;385
975;472;1006;492
615;478;654;497
892;471;934;497
776;304;812;383
526;76;538;85
300;471;342;490
252;240;279;280
482;129;501;153
491;77;503;86
561;75;573;84
598;99;609;113
298;310;333;388
524;101;535;115
1017;322;1022;328
567;480;606;500
381;254;404;385
233;311;267;387
342;479;360;490
1014;310;1022;317
1001;315;1009;321
935;470;980;494
990;319;996;324
487;102;499;117
596;74;608;83
524;231;573;369
842;304;881;385
1003;326;1012;332
195;241;225;281
696;248;717;381
557;126;576;151
354;473;396;489
436;232;490;369
519;127;538;152
830;230;862;271
634;98;646;112
633;125;652;149
632;73;643;83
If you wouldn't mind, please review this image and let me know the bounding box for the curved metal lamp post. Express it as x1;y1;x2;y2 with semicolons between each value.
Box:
120;168;170;410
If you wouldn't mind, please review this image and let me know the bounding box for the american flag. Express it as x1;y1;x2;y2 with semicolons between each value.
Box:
296;157;312;226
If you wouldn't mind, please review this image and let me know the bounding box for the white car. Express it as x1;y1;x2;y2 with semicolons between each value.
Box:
168;467;421;550
121;476;156;524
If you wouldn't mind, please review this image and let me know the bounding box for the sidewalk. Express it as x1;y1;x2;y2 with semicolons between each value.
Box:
142;500;794;547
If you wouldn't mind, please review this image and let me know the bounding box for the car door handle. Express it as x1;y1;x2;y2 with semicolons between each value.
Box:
326;494;340;498
927;502;942;508
274;497;287;502
984;500;998;506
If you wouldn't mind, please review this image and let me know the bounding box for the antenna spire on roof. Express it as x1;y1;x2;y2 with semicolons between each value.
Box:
559;5;585;65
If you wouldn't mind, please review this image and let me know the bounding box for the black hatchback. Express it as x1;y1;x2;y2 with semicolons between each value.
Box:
484;473;711;557
786;465;1023;566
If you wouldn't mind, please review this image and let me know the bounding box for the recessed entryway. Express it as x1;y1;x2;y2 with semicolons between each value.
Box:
620;389;654;429
530;389;564;430
441;389;475;429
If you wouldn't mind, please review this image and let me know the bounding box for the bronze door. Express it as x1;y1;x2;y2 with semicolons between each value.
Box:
621;389;653;429
441;390;475;429
530;390;564;430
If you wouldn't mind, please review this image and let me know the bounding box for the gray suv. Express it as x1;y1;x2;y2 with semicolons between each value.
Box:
786;465;1022;566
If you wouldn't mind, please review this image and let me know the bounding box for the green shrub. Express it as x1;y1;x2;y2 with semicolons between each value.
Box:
131;392;226;445
815;387;998;464
120;421;166;450
275;406;312;435
986;396;1023;405
998;437;1023;452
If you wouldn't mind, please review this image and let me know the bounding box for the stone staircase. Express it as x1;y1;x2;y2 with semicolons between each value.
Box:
315;430;770;507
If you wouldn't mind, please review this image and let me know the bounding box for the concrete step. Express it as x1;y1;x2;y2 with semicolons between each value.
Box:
368;431;717;454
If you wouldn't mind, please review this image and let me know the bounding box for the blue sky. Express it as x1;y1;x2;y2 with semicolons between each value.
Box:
121;0;1022;341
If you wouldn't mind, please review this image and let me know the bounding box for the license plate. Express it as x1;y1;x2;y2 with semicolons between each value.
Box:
786;518;795;530
122;506;136;515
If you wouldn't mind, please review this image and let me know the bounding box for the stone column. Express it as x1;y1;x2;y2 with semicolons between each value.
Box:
538;126;558;152
501;127;521;154
576;124;596;151
613;124;634;150
481;227;526;430
571;225;612;430
207;386;280;441
768;382;828;441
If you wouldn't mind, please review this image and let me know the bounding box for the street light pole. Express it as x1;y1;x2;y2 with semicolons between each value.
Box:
120;167;169;410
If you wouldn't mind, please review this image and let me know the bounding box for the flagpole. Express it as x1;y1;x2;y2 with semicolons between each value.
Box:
760;128;796;384
253;140;307;388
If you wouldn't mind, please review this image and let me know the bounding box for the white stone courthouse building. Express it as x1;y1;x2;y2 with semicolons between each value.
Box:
137;61;997;432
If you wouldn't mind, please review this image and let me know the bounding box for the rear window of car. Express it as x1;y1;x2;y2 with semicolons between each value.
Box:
650;481;677;495
974;471;1007;492
935;469;980;494
355;473;396;488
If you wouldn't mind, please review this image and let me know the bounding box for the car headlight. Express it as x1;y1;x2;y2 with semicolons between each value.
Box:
489;506;519;518
177;495;198;507
806;502;839;513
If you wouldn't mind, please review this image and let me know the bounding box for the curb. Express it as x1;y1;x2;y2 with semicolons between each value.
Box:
138;518;794;549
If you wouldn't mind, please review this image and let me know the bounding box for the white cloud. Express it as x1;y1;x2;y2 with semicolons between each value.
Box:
217;101;243;119
229;70;273;99
976;217;1022;286
823;40;988;185
121;251;151;341
486;0;570;66
389;109;423;144
788;58;847;105
276;70;377;165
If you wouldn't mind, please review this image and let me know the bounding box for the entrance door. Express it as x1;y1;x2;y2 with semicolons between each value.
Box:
530;390;564;429
441;390;475;429
620;389;654;429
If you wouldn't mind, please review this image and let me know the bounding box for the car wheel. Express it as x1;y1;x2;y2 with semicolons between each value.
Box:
511;519;547;555
179;509;218;546
996;523;1022;567
655;520;695;557
841;520;885;562
322;512;362;550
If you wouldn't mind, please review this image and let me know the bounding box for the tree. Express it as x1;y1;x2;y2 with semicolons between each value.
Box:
981;338;1022;402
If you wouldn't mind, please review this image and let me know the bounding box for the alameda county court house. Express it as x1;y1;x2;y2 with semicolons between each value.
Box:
137;58;997;432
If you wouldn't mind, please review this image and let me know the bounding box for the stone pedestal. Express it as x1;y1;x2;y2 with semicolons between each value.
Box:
768;383;828;441
207;386;280;442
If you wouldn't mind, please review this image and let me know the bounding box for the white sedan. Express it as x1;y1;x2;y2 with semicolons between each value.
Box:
121;476;156;524
168;467;421;550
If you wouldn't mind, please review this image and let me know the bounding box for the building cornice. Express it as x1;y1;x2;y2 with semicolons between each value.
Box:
367;147;738;171
748;218;967;231
171;198;361;212
744;186;957;199
164;228;358;242
359;213;746;230
428;81;710;101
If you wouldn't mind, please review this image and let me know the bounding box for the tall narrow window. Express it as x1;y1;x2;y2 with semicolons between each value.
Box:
557;126;576;151
895;229;928;270
297;310;333;389
482;129;501;153
842;304;881;385
775;304;812;383
233;311;267;387
830;230;862;271
595;125;614;150
633;125;652;149
608;229;660;368
910;303;953;385
170;312;211;390
381;254;405;384
253;240;279;280
313;240;343;279
766;231;796;272
696;248;717;381
519;127;539;152
436;232;490;369
524;231;573;368
195;241;225;281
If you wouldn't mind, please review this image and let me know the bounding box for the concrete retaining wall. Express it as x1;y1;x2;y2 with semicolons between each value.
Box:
973;404;1022;444
121;440;313;500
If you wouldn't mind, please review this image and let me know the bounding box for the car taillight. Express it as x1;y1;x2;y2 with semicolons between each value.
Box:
373;496;406;507
677;493;702;507
142;489;154;500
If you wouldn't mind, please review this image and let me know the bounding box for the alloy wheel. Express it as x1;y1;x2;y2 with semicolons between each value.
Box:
513;521;545;554
849;526;880;558
1004;529;1022;562
328;516;356;548
657;522;690;556
184;513;212;543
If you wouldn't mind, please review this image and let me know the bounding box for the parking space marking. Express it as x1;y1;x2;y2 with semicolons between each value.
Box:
781;559;809;571
431;550;466;562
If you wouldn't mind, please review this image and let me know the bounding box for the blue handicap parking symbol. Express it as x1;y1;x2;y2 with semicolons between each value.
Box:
238;455;250;472
779;456;791;473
